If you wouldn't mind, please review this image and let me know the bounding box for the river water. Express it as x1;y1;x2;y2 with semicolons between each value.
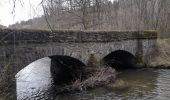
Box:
16;57;170;100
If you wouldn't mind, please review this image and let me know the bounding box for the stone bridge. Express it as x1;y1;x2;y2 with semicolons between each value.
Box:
0;29;157;73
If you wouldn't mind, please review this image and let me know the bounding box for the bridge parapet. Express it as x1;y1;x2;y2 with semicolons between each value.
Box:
0;29;157;44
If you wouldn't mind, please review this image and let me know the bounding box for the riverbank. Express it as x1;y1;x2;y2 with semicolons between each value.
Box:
148;38;170;68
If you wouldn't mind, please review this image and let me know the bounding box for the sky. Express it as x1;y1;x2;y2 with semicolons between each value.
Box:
0;0;115;27
0;0;43;26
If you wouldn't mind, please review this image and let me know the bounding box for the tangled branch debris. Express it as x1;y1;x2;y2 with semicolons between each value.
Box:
54;67;116;93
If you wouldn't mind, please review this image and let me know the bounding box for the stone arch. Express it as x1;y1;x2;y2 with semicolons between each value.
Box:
12;46;86;74
102;50;137;71
16;54;86;85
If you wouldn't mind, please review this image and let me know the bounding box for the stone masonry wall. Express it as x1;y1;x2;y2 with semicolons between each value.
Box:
0;29;157;73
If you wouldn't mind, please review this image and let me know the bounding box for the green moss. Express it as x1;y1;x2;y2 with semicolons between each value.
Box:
143;30;158;37
135;51;144;64
87;53;98;67
144;30;157;33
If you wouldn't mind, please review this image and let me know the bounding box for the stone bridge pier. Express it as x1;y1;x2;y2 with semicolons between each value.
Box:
0;29;157;74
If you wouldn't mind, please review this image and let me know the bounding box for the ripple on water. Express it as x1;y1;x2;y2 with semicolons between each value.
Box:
154;69;170;100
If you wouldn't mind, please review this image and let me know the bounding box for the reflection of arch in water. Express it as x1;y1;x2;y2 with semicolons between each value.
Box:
16;57;52;100
49;55;86;85
102;50;137;71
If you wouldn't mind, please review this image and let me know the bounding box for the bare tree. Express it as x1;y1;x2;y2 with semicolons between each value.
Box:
40;0;112;30
10;0;170;36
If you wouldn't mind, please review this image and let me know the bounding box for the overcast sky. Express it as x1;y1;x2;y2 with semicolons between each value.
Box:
0;0;43;26
0;0;115;27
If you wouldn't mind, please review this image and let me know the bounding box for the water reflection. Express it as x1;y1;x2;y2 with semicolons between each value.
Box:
16;57;170;100
16;57;52;100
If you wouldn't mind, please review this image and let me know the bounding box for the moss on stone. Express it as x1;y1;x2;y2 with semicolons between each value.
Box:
87;53;98;67
143;30;158;38
135;51;144;64
144;30;158;33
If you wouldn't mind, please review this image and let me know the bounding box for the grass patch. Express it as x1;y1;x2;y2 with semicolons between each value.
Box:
87;54;98;67
0;65;16;100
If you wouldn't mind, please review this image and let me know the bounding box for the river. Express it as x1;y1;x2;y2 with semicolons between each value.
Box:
16;57;170;100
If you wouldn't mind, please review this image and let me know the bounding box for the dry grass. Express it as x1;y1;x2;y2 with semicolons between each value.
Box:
0;65;16;100
54;53;117;93
149;38;170;67
71;67;116;90
56;67;116;93
58;54;116;93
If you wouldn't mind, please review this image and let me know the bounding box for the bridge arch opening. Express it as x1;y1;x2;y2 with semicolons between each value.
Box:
49;55;86;85
16;55;86;86
102;50;137;71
